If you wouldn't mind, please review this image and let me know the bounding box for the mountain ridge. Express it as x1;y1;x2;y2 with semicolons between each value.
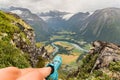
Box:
79;7;120;43
2;7;120;43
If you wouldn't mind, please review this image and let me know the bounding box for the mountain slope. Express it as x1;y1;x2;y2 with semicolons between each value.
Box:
66;12;89;32
38;10;71;31
80;8;120;43
7;6;50;41
0;10;31;68
0;10;48;68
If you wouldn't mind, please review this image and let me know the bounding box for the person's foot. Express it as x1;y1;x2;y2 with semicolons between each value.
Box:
46;55;62;80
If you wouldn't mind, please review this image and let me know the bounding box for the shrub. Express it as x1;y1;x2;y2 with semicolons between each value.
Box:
109;61;120;72
36;56;46;68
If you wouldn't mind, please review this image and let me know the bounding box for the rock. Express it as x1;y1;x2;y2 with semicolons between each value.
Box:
12;21;49;67
90;41;120;73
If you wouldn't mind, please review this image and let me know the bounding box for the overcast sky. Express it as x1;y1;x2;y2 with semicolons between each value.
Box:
0;0;120;13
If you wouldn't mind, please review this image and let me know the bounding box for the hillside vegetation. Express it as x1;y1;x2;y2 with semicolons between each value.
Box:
0;11;31;68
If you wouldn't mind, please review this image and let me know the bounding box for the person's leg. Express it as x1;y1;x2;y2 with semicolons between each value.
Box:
17;67;52;80
0;56;62;80
0;67;52;80
0;67;21;80
17;70;44;80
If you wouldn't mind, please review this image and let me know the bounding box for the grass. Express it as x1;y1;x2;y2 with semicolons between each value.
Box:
0;40;30;68
57;30;76;35
0;11;32;68
55;41;74;50
50;30;76;41
59;54;78;64
50;35;65;40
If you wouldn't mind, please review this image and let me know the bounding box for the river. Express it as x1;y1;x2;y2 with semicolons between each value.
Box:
51;43;59;56
51;41;89;57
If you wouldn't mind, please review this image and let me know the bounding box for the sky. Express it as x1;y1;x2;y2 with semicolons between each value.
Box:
0;0;120;13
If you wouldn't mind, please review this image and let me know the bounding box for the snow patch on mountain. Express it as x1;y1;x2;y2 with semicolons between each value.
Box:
27;18;34;21
10;10;22;15
62;13;74;20
40;16;52;21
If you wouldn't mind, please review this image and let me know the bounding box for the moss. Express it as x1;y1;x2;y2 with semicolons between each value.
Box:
20;32;30;45
93;70;103;77
36;56;46;68
109;61;120;72
91;73;111;80
20;32;26;39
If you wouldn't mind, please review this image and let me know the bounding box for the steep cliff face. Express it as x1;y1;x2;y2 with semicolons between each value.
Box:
0;11;48;67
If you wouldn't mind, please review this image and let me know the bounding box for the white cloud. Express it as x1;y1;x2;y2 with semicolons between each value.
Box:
0;0;120;13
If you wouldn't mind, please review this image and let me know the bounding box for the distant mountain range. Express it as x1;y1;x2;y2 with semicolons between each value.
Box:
2;7;120;43
38;10;73;31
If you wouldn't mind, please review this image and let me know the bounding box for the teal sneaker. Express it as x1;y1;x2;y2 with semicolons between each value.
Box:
46;55;62;80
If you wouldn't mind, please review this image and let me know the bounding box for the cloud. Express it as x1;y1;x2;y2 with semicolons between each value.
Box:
0;0;120;13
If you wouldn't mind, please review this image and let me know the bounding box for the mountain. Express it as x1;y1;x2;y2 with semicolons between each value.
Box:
3;7;120;43
5;6;50;41
37;8;120;44
38;10;73;31
66;12;90;32
39;10;69;17
79;8;120;43
0;10;48;68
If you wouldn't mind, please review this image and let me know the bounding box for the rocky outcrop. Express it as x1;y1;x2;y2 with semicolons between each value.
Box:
67;40;120;79
7;12;49;67
90;41;120;72
13;25;49;67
